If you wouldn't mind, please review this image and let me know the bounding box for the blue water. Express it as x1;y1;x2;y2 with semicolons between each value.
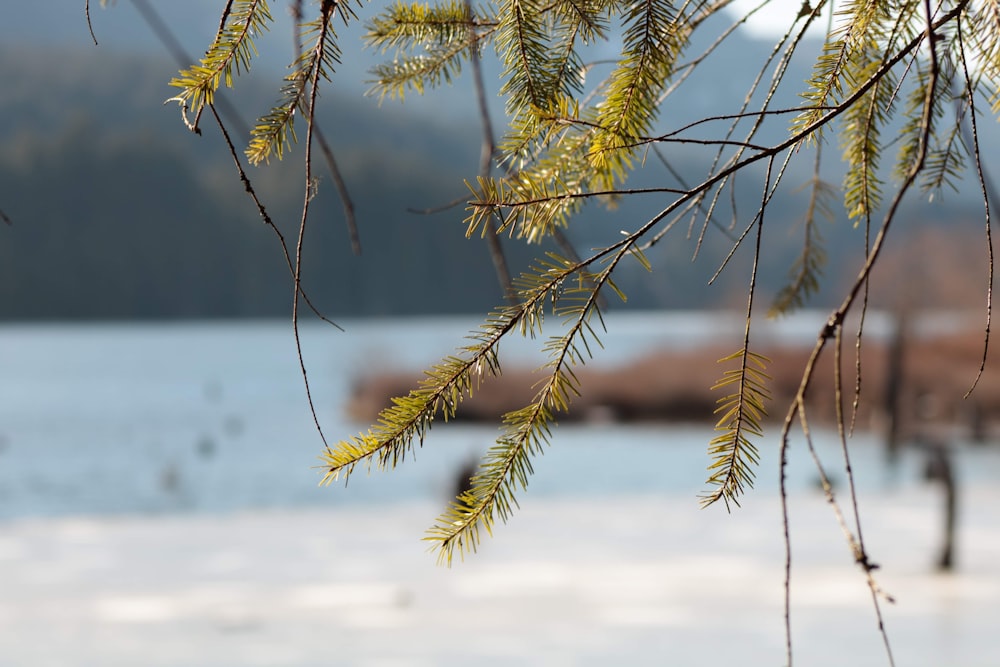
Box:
1;313;996;520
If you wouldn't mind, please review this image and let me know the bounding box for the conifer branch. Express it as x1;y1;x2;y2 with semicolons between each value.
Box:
320;255;584;484
701;347;771;509
497;0;554;113
702;156;773;510
246;9;343;165
366;1;499;100
168;0;273;128
590;0;687;169
769;176;836;316
426;252;629;563
840;39;893;222
545;0;611;97
367;0;496;50
368;42;477;99
921;121;967;195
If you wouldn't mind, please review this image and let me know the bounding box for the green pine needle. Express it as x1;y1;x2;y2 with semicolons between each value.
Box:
701;349;771;510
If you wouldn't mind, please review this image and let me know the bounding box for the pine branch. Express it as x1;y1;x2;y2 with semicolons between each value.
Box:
246;11;343;165
366;0;495;50
497;0;558;115
365;0;499;100
320;337;506;481
770;177;836;316
545;0;612;97
320;255;583;485
590;0;688;170
839;38;895;222
790;0;911;146
701;348;771;510
168;0;273;121
894;56;952;184
968;0;1000;112
790;38;851;145
426;254;628;564
469;104;614;244
921;121;967;196
467;152;585;243
368;42;475;99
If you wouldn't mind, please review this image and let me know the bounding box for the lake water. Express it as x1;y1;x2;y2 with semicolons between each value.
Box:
1;314;999;666
0;310;908;518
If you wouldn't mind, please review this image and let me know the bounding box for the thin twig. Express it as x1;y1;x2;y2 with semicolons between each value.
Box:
835;327;897;662
86;0;99;45
206;104;341;332
290;1;339;451
687;2;827;259
651;145;738;243
466;0;515;305
778;5;944;663
292;0;361;256
850;278;869;437
955;22;994;398
407;195;469;215
314;124;362;255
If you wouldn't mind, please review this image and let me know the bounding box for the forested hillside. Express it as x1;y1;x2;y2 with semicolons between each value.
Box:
0;31;992;320
0;44;537;319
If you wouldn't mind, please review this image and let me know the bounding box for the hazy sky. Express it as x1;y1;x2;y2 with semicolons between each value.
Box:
728;0;831;38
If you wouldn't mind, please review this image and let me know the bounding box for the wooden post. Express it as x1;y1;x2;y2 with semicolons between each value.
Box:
883;312;907;466
923;441;957;571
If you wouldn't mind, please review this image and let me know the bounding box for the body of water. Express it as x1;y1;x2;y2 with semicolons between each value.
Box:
0;311;940;519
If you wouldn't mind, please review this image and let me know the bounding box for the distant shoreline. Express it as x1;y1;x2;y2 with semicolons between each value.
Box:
347;324;1000;442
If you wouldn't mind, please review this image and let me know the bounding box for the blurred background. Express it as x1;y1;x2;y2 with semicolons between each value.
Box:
2;1;1000;665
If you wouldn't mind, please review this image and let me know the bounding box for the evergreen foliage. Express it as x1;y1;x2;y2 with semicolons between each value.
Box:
156;0;1000;657
701;348;771;509
168;1;275;129
245;10;345;165
162;0;999;525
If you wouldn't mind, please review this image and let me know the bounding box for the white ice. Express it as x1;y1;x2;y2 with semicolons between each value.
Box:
2;485;998;666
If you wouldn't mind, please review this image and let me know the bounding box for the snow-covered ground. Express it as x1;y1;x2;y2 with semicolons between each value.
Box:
3;485;998;666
